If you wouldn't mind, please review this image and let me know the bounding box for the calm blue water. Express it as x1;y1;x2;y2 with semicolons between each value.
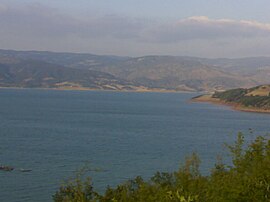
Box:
0;89;269;202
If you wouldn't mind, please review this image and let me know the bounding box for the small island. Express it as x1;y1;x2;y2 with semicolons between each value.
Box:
192;85;270;113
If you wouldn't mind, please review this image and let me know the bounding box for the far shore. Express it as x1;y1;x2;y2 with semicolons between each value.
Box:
192;94;270;114
0;86;198;94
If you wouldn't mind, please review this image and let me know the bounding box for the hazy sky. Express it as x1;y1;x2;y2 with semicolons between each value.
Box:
1;0;270;57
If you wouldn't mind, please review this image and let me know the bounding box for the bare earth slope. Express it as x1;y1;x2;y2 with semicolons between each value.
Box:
90;56;256;91
1;49;270;92
0;56;143;91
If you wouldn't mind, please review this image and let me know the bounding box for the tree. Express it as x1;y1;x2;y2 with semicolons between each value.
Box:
53;133;270;202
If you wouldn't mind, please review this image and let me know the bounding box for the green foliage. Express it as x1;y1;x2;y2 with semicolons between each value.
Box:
212;87;270;109
53;167;99;202
209;133;270;202
53;177;97;202
213;88;248;102
53;133;270;202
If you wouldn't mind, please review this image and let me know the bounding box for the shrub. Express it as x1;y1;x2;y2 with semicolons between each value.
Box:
53;133;270;202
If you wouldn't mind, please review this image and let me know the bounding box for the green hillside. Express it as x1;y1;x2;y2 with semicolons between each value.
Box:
212;85;270;110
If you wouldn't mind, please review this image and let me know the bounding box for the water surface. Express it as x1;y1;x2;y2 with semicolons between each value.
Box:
0;89;269;201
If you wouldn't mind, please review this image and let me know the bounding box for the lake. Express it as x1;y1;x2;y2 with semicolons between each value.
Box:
0;89;269;202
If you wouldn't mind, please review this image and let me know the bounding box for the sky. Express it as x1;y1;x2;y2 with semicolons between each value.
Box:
1;0;270;58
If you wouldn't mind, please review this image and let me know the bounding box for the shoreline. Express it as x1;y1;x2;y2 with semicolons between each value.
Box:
191;94;270;114
0;86;198;94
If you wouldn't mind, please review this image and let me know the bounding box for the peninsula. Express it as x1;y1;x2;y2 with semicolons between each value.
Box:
192;85;270;113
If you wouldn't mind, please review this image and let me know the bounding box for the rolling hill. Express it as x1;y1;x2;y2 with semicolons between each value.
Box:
0;49;269;91
88;56;257;91
0;56;141;91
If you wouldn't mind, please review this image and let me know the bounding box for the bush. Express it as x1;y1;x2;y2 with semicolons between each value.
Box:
53;133;270;202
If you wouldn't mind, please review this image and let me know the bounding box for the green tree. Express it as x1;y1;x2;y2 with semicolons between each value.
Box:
53;133;270;202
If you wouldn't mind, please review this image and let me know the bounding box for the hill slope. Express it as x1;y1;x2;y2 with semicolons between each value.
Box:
0;56;141;91
212;85;270;109
193;85;270;113
90;56;256;91
1;49;270;91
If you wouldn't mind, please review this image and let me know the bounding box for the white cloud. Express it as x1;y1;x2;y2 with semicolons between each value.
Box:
1;3;270;57
1;3;270;42
145;16;270;43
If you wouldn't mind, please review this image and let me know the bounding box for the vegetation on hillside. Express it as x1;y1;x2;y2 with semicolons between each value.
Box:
212;85;270;110
0;59;139;91
1;49;264;92
53;133;270;202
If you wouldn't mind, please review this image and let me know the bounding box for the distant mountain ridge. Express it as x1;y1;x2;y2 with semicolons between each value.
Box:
0;49;269;91
0;56;140;91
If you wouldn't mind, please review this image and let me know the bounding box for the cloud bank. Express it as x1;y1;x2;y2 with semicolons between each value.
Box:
147;16;270;42
1;3;270;57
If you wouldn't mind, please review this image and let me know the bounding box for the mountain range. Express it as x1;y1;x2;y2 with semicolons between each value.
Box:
0;49;269;92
